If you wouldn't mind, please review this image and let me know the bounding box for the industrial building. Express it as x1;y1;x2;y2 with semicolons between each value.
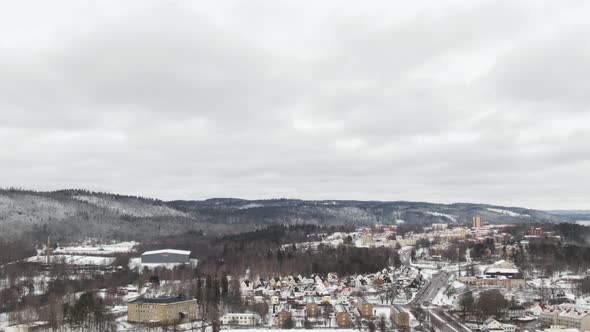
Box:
141;249;191;264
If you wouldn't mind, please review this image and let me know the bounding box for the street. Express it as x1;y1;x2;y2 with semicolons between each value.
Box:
398;248;471;332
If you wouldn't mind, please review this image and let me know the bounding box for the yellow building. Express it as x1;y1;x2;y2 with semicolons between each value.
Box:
336;312;352;327
359;303;374;318
306;303;319;317
395;312;410;328
128;296;197;324
473;216;484;228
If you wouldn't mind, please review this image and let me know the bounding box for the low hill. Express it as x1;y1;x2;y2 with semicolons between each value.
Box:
0;188;572;242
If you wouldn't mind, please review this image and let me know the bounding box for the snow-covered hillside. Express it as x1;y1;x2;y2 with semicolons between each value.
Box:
487;208;530;218
74;195;186;218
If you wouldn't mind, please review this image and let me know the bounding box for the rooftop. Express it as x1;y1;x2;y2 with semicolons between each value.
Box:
129;295;195;304
142;249;191;256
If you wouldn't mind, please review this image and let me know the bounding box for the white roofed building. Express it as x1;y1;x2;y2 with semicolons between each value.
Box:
555;305;590;331
141;249;191;264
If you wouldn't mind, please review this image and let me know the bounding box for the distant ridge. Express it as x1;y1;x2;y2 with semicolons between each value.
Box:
0;188;573;242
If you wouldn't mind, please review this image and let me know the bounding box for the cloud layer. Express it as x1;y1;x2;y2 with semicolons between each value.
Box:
1;0;589;209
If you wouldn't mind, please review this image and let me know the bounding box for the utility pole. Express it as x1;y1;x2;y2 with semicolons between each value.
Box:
457;248;461;276
46;236;51;265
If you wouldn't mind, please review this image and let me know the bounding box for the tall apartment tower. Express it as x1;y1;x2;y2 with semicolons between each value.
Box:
472;216;484;228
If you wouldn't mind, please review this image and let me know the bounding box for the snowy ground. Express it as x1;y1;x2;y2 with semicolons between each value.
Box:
26;255;116;266
0;312;9;331
425;211;457;222
223;330;357;332
53;241;137;255
487;208;530;218
129;258;199;271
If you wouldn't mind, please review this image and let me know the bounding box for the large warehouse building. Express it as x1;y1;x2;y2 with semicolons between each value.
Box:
141;249;191;264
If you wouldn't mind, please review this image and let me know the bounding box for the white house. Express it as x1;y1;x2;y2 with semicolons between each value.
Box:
503;323;516;332
271;295;280;305
484;318;504;331
528;304;545;316
221;313;257;326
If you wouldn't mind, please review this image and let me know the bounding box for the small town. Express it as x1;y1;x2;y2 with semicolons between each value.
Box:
1;1;588;331
3;214;590;332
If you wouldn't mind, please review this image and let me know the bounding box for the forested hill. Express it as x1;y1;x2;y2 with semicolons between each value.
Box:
0;188;572;241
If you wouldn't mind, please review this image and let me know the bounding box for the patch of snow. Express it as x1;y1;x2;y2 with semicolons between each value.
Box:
54;241;137;255
425;211;457;222
487;208;530;218
129;258;199;271
73;195;186;218
238;203;263;209
26;255;115;266
452;281;466;289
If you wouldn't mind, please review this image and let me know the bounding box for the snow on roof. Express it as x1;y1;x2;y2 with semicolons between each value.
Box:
142;249;191;256
484;318;500;325
485;268;519;274
558;309;590;320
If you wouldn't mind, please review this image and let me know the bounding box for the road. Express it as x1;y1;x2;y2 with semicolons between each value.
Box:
398;247;471;332
399;247;413;267
410;271;449;306
431;309;472;332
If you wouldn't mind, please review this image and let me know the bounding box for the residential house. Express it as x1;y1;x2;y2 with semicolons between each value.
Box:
503;323;516;332
221;313;257;326
484;318;504;331
527;304;545;317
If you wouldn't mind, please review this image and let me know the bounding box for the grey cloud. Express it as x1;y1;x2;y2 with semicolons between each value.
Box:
487;23;590;109
0;1;589;209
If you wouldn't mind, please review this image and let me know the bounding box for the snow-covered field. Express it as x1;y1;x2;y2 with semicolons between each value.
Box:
0;312;9;330
26;255;116;266
224;330;357;332
129;258;199;271
73;195;186;218
54;241;137;255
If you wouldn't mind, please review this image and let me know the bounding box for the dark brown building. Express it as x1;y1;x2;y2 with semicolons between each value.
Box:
306;303;319;317
276;310;293;328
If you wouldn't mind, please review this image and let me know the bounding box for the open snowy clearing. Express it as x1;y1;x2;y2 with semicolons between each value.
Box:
26;255;116;266
53;241;138;255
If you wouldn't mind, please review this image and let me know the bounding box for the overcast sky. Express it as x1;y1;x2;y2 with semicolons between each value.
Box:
1;1;589;209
